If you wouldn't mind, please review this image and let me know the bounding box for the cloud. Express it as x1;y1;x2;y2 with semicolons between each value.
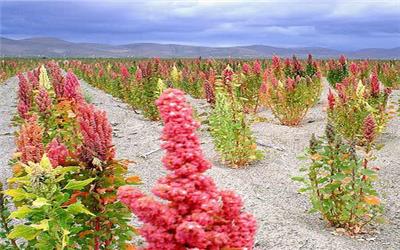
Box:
1;0;399;49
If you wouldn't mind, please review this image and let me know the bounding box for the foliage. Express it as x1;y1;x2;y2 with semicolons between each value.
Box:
0;59;42;84
209;67;263;167
237;60;263;112
293;124;383;234
118;88;257;249
0;182;19;249
327;73;391;145
5;155;94;249
377;62;400;89
4;63;140;249
327;55;349;87
260;56;322;126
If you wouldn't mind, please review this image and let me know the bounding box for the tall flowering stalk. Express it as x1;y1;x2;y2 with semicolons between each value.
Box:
77;103;115;164
35;86;52;115
203;69;216;105
27;71;39;90
64;71;84;103
17;73;32;119
75;102;136;249
16;116;44;163
39;65;51;90
45;138;69;167
118;89;257;249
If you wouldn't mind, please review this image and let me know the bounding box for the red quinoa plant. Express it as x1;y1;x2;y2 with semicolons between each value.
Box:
118;88;257;250
202;68;216;105
327;73;391;145
294;123;383;234
259;56;322;126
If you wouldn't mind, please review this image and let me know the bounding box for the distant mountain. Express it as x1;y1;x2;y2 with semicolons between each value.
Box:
1;37;399;59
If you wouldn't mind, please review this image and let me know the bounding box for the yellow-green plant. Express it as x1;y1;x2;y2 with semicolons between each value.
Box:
0;182;19;249
209;69;263;167
5;155;95;249
293;124;383;234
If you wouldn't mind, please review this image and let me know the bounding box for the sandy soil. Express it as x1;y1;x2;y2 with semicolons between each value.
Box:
1;75;399;249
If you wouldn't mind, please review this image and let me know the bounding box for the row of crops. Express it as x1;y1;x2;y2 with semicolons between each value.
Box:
0;56;399;249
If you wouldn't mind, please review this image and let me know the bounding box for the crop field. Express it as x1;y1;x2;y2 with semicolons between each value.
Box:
0;57;399;249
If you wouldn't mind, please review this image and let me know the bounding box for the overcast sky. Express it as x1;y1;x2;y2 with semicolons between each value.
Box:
1;0;399;50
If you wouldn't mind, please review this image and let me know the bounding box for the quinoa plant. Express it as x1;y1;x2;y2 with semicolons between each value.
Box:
305;54;319;78
294;124;383;234
117;88;257;249
5;155;95;249
327;73;391;145
260;56;322;126
377;62;400;89
209;67;263;167
5;64;140;249
238;60;263;113
327;55;349;87
203;70;216;105
0;182;19;249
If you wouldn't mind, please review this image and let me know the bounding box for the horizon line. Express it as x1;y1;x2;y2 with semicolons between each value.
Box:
2;36;399;52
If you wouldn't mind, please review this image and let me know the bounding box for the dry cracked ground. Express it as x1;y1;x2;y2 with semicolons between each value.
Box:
1;74;399;249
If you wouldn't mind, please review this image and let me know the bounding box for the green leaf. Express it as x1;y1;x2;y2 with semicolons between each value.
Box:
64;178;95;191
298;187;311;193
291;176;305;182
4;188;36;201
10;206;33;219
323;183;341;192
31;219;49;231
40;154;53;170
331;173;346;181
7;175;30;185
32;197;49;208
53;166;80;175
361;168;377;176
8;225;39;240
67;201;94;216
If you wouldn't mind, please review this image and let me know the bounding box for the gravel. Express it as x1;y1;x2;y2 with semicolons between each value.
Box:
1;75;399;249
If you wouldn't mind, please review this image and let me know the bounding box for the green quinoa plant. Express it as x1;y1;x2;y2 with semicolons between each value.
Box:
140;77;166;120
209;67;263;167
5;155;95;249
0;182;19;250
294;124;383;234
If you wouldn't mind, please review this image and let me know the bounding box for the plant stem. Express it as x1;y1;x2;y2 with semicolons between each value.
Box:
0;193;19;250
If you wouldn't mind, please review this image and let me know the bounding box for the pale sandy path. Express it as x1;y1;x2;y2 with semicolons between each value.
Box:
0;76;18;187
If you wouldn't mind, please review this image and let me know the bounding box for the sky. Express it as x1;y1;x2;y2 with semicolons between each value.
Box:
1;0;399;50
